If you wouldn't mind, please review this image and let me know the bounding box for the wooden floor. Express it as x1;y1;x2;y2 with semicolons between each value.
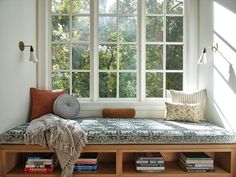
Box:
1;144;236;177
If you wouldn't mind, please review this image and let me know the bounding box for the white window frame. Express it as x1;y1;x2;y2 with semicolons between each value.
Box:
97;1;139;101
37;0;199;117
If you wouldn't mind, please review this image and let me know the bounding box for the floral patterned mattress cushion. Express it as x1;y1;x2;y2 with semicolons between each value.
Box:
1;118;236;144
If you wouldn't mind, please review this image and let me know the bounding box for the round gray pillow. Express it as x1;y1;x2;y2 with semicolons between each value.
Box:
53;94;80;119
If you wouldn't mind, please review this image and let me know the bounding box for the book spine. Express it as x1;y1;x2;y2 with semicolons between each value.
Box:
185;159;214;164
179;158;214;167
179;153;212;160
75;160;97;164
27;159;53;162
136;160;164;164
136;166;165;171
24;168;53;173
185;167;215;170
185;164;214;168
74;165;98;171
25;164;53;168
184;169;215;172
138;158;164;160
26;162;53;165
179;155;213;164
136;163;164;167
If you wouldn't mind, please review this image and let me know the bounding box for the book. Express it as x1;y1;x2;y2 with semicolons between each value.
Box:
179;158;214;168
136;160;164;164
137;170;165;173
179;161;215;172
76;153;99;164
179;152;212;160
182;168;215;173
26;161;53;165
179;152;213;164
25;155;59;172
74;170;98;174
75;161;98;165
25;164;53;168
136;152;164;160
27;154;57;163
74;165;98;171
136;163;164;167
136;166;165;171
24;167;53;173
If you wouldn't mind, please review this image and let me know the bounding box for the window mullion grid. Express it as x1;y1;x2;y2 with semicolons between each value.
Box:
163;0;167;99
140;0;145;102
91;0;98;102
69;0;73;95
183;0;187;90
49;0;52;89
117;1;119;99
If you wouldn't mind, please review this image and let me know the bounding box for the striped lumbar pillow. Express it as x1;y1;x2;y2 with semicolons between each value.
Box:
170;89;207;121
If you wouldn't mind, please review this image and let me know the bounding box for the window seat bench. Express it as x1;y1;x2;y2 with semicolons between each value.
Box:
1;118;236;177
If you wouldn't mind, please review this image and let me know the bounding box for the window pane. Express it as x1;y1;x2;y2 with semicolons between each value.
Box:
145;0;164;14
52;16;69;42
166;16;183;42
52;72;70;93
72;0;90;14
119;17;136;42
99;44;117;70
146;72;163;97
99;72;117;98
51;0;69;13
72;16;90;41
119;0;137;14
99;17;117;42
72;72;90;97
52;44;70;70
99;0;117;14
146;45;163;70
72;44;90;70
166;45;183;70
166;0;184;14
146;16;163;42
119;44;136;70
166;73;183;90
119;73;136;98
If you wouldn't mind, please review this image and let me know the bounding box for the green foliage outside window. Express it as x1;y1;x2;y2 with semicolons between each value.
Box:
51;0;184;99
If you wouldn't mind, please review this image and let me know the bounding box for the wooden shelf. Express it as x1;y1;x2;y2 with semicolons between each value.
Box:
123;162;231;177
6;163;116;177
1;144;235;177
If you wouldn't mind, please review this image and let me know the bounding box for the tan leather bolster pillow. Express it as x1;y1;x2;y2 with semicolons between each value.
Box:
102;108;136;118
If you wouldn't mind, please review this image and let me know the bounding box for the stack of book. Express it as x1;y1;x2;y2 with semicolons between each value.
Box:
74;153;99;173
136;152;165;173
24;154;58;173
179;152;214;172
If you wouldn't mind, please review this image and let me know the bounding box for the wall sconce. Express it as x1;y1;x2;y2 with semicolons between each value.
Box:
18;41;38;63
198;43;218;64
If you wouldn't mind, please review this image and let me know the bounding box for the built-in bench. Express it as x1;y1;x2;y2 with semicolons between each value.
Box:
1;118;236;177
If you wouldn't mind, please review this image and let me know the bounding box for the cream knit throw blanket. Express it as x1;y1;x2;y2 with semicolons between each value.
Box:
24;114;87;177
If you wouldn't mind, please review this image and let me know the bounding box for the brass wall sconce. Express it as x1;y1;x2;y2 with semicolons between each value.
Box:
198;43;218;64
19;41;38;63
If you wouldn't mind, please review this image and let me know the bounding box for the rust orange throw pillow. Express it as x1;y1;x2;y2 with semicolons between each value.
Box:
102;108;135;118
30;88;64;120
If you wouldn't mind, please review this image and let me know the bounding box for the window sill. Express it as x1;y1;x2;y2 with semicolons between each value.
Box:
79;99;170;111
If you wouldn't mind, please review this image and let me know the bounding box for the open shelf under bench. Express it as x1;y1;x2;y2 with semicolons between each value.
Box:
1;144;236;177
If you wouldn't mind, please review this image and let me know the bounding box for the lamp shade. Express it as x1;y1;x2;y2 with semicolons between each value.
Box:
197;48;207;64
29;46;38;63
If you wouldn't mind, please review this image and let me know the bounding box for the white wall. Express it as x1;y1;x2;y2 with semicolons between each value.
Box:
199;0;236;131
0;0;37;133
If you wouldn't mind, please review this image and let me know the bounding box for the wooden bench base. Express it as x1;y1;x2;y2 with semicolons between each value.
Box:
1;144;236;177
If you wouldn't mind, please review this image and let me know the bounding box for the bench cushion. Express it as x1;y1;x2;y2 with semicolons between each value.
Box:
0;118;236;144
